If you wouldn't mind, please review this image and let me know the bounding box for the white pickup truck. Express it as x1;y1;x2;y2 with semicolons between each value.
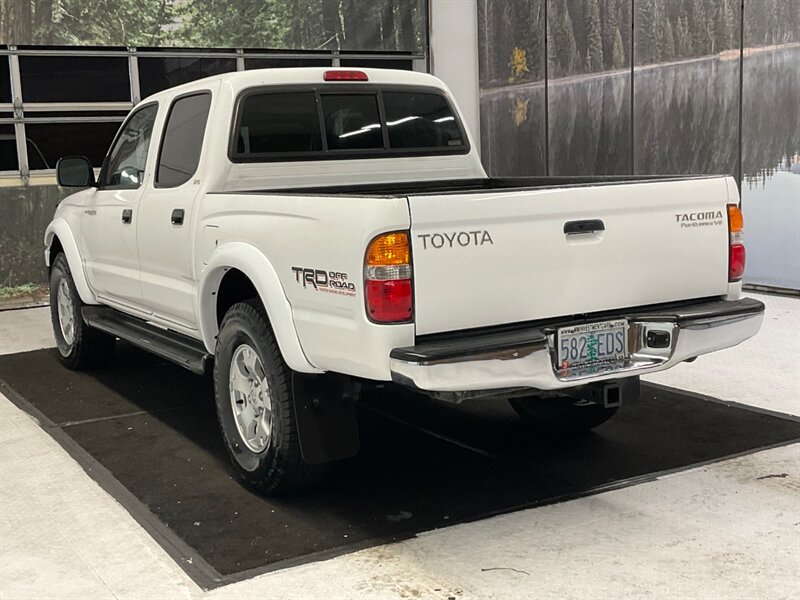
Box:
46;68;764;494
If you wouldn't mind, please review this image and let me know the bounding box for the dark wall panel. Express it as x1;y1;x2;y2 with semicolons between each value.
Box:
548;0;632;175
19;55;130;102
24;121;121;168
0;57;11;103
477;0;547;176
138;57;237;99
633;0;741;177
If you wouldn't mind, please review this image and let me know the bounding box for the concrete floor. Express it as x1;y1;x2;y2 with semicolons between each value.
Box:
0;293;798;599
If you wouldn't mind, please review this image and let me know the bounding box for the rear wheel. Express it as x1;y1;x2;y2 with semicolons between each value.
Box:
509;395;618;435
49;253;115;370
213;299;325;495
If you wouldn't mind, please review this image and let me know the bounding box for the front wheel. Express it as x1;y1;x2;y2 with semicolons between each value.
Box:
213;299;324;495
49;253;115;370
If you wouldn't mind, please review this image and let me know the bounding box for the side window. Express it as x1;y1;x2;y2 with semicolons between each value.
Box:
102;103;158;189
156;92;212;188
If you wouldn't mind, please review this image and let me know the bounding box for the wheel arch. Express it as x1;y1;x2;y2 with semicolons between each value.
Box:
198;242;322;374
45;219;98;305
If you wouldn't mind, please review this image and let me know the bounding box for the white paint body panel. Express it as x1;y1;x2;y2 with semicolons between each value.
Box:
196;193;414;379
408;177;733;335
44;68;744;385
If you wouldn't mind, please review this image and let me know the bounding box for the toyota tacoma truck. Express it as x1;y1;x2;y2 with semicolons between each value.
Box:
45;67;765;494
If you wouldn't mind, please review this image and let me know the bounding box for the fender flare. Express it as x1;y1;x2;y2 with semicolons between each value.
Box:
198;242;322;374
44;219;98;305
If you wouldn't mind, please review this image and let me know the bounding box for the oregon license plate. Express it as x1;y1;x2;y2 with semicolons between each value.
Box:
556;319;627;371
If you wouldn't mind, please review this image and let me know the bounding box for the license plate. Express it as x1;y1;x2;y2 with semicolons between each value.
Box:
556;319;627;371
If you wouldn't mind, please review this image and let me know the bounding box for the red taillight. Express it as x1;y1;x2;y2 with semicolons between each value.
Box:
324;70;368;81
729;243;746;281
365;231;413;323
366;279;413;323
727;204;746;282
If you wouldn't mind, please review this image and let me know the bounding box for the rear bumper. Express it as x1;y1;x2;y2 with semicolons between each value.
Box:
390;298;765;392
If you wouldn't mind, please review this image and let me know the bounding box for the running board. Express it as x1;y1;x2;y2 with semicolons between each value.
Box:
82;306;211;375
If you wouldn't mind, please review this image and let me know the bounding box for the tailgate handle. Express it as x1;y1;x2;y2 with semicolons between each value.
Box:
564;219;605;235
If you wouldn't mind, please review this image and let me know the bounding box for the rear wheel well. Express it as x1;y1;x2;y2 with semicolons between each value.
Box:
48;236;64;272
216;269;259;325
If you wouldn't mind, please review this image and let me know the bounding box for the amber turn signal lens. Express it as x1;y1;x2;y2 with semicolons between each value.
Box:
727;204;744;233
366;232;410;266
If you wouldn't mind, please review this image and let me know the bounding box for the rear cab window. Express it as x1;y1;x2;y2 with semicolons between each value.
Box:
231;85;468;162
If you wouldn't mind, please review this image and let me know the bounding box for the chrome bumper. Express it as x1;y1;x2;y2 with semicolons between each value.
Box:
390;298;765;392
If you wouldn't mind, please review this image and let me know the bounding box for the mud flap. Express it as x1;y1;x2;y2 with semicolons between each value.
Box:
292;372;360;465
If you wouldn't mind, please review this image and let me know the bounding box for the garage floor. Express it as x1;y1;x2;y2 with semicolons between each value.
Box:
1;292;798;599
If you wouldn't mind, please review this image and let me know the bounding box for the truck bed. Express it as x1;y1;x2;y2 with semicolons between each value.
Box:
222;174;735;336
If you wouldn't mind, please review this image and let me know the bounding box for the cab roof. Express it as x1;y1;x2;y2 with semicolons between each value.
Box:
142;67;445;103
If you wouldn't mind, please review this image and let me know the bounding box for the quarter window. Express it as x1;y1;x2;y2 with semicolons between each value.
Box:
102;103;158;189
157;93;212;187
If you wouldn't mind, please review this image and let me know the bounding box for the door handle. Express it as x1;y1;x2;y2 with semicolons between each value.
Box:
171;209;185;225
121;209;132;224
564;219;605;235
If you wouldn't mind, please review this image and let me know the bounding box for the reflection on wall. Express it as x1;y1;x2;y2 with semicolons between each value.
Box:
0;1;426;52
549;71;631;174
478;0;799;177
633;51;740;176
741;47;800;181
478;0;546;176
634;0;741;177
480;87;547;176
548;0;632;175
477;0;799;289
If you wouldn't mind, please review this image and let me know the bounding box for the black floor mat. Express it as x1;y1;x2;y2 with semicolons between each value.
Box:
1;345;798;588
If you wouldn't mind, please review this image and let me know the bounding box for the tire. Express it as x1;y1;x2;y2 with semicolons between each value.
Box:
213;299;324;495
509;395;618;435
49;253;115;370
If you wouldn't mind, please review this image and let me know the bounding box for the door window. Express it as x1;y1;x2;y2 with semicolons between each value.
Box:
102;103;159;189
156;92;212;188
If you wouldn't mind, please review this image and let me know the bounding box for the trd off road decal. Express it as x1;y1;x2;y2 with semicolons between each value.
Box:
291;267;356;297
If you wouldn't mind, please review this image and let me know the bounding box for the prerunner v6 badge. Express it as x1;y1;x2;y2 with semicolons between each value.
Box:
291;267;356;296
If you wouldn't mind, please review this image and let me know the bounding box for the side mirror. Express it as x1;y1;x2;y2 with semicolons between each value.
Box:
56;156;96;187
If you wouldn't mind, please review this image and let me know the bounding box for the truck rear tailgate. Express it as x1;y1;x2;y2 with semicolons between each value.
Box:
408;177;731;335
